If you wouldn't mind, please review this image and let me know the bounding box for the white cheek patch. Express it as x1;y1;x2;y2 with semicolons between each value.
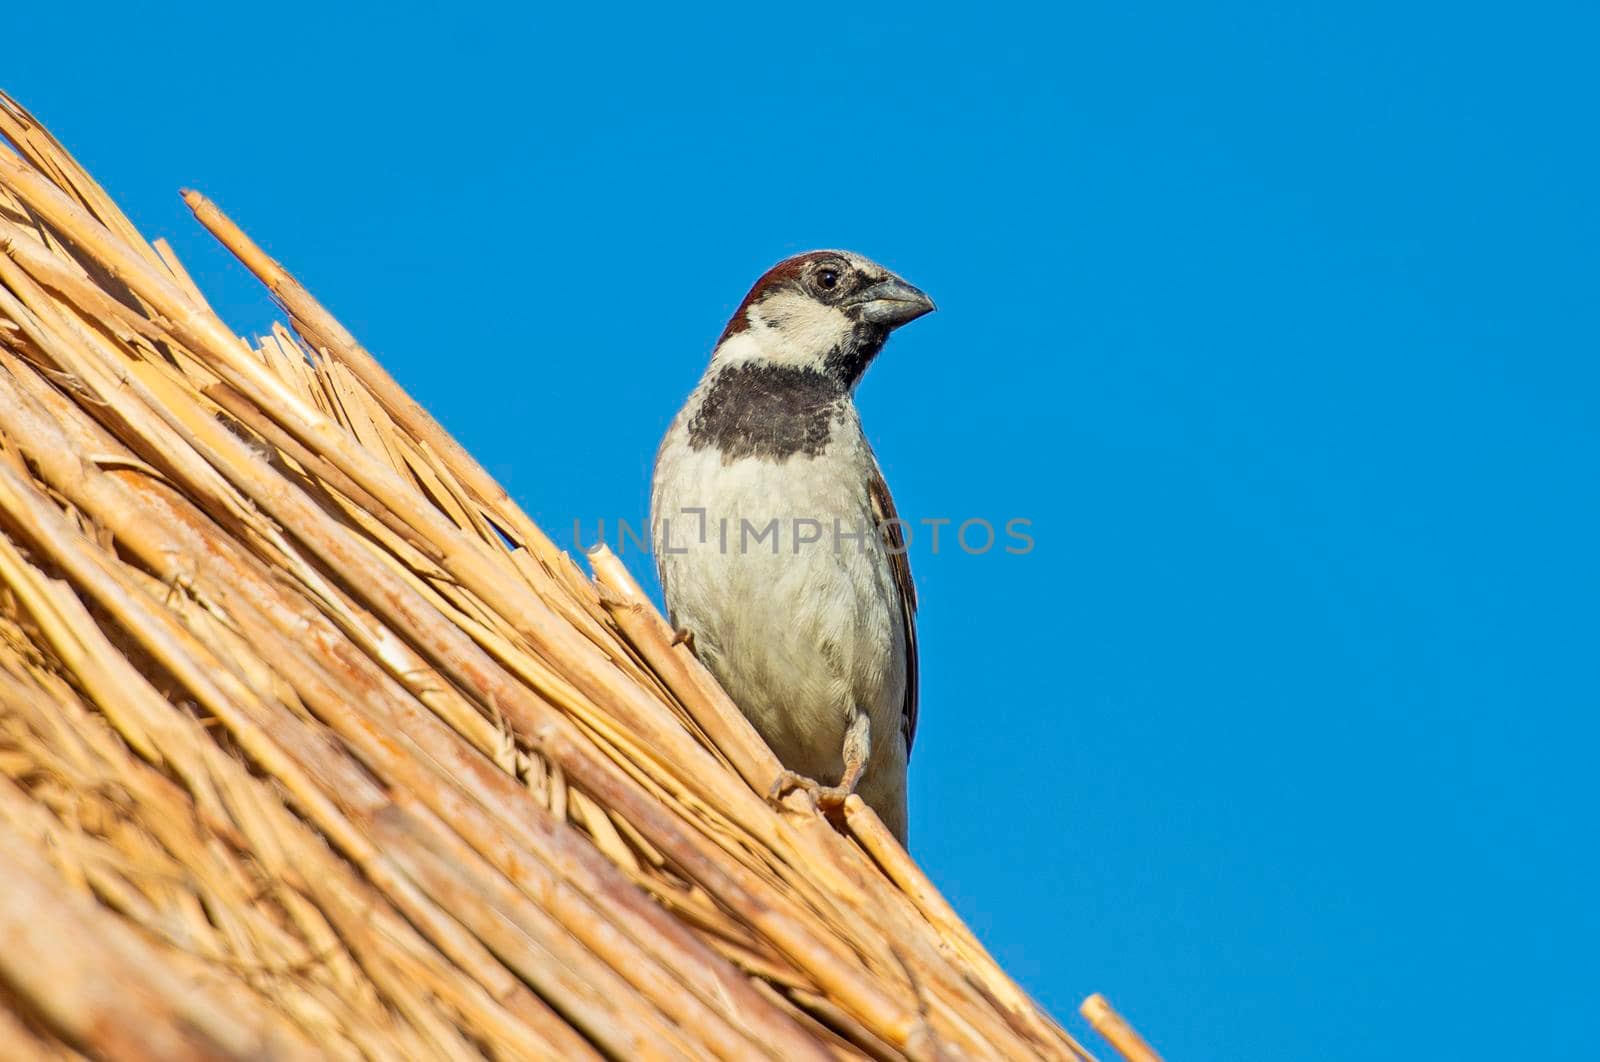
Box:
714;292;851;371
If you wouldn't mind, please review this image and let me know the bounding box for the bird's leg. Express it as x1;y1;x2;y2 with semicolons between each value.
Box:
767;714;869;813
813;753;866;810
815;712;870;809
670;627;696;653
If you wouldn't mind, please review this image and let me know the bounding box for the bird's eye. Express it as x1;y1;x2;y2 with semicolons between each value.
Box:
817;268;840;290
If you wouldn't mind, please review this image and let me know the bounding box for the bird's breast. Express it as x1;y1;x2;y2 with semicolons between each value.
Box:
651;423;906;772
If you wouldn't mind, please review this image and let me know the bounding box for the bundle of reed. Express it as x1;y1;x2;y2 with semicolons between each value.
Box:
0;91;1154;1061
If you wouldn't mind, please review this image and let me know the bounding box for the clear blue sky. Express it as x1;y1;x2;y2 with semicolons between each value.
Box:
14;3;1597;1058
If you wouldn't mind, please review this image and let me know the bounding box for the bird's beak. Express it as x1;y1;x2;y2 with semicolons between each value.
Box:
846;277;937;328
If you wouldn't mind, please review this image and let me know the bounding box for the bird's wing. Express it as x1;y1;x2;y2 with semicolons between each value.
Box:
867;465;919;759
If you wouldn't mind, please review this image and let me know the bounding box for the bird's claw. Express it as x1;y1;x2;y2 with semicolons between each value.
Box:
766;770;855;810
813;784;855;810
670;627;696;652
767;769;820;805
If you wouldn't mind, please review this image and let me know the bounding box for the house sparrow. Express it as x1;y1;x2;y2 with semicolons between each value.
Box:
652;251;934;844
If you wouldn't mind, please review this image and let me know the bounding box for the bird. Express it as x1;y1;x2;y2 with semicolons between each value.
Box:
651;250;934;844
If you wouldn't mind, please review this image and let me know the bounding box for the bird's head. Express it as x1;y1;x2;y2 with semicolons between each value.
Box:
711;250;935;388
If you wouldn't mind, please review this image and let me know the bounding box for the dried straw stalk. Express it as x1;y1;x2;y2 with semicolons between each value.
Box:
0;90;1118;1061
1079;996;1162;1062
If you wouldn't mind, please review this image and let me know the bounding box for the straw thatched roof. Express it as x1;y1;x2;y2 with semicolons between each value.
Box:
0;92;1157;1061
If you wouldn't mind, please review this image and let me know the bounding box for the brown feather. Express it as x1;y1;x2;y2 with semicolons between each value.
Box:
867;464;919;757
